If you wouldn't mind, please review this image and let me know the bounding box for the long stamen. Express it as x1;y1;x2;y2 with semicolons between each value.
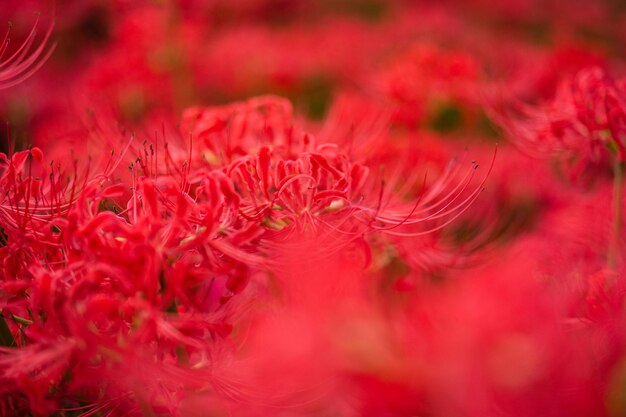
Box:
0;13;56;89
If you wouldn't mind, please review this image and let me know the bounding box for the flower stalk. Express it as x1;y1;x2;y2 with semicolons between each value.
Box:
609;159;624;269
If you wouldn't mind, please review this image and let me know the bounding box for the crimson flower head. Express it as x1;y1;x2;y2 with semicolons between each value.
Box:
497;67;626;179
183;96;490;246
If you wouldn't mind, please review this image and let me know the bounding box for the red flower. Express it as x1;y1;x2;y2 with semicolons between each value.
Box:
496;67;626;180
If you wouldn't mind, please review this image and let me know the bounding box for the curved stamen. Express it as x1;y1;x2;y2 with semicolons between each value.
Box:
0;14;56;90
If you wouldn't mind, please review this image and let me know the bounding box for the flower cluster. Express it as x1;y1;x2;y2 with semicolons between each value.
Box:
1;1;626;416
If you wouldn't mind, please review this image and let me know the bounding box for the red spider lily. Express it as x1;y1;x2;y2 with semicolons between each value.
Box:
0;144;256;415
0;91;493;415
494;66;626;270
372;44;482;130
2;1;626;415
182;95;498;295
495;67;626;176
182;96;494;278
0;146;87;288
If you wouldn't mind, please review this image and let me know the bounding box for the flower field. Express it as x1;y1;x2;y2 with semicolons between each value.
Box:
1;1;626;416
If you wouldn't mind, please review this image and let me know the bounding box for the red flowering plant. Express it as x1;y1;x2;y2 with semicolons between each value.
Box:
371;44;482;131
2;1;626;416
495;67;626;267
0;88;490;415
496;67;626;175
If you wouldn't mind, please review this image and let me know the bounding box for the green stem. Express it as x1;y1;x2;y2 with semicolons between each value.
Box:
609;160;624;269
0;316;15;347
11;315;33;326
